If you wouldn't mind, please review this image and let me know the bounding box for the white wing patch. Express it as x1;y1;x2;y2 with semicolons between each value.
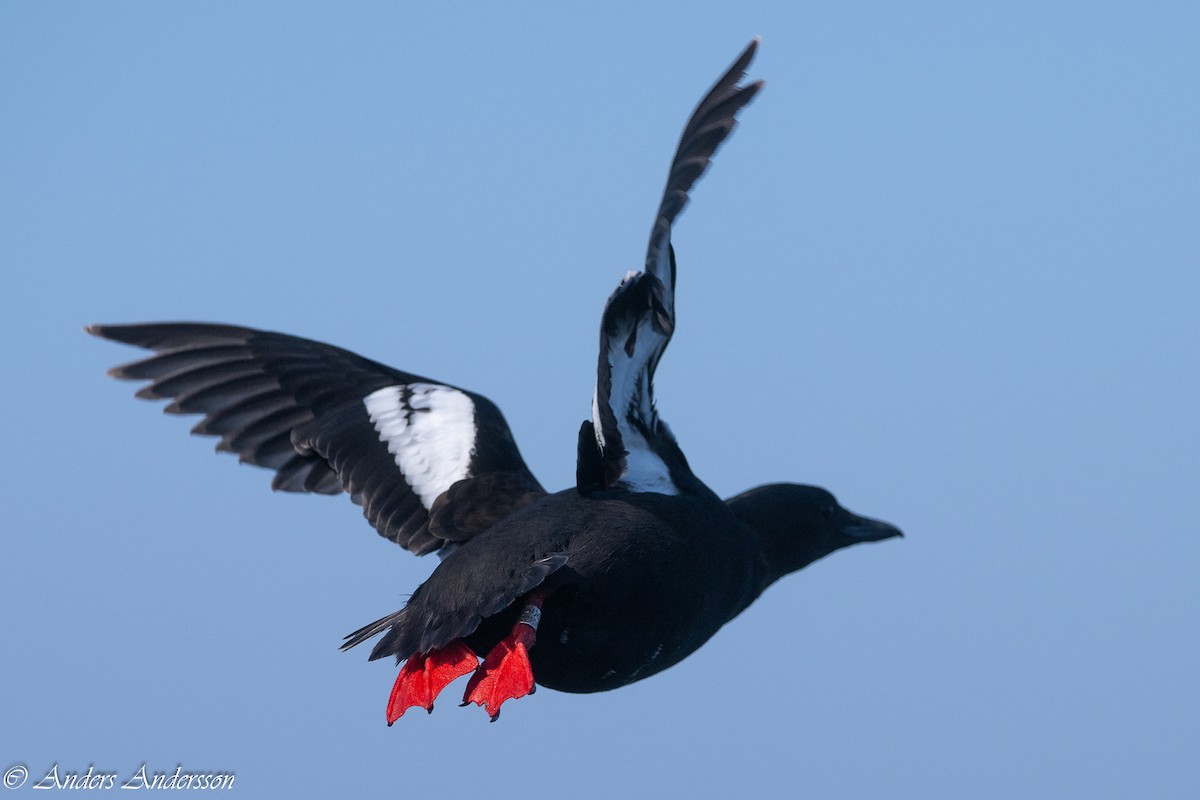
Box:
364;383;476;509
622;435;679;495
595;296;680;496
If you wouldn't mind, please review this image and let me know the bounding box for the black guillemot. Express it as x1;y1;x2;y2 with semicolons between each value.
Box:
89;39;901;723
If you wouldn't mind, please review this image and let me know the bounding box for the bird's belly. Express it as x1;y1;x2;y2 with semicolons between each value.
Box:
528;585;730;694
529;626;687;694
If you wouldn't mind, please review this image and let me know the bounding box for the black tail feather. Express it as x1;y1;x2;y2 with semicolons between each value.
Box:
341;609;407;657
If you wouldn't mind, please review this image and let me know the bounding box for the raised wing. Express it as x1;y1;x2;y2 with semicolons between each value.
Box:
89;323;545;555
587;39;762;493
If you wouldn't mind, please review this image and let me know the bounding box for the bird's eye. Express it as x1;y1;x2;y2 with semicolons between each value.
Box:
822;505;836;518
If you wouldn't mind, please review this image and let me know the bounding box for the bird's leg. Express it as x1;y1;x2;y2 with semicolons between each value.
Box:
463;589;548;721
386;640;478;725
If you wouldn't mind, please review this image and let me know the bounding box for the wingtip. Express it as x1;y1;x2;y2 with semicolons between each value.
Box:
84;323;144;347
735;36;761;71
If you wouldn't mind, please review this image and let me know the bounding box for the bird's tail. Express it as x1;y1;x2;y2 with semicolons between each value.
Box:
341;609;406;656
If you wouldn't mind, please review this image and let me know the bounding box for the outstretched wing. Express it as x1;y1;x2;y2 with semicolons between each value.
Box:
588;39;763;493
89;322;545;555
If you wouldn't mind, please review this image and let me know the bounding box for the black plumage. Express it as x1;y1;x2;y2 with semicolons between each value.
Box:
90;39;900;721
91;322;544;554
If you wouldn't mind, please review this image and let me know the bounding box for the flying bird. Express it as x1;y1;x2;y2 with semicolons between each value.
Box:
89;39;901;723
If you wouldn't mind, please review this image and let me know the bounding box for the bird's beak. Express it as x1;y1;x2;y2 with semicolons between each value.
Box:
843;512;903;542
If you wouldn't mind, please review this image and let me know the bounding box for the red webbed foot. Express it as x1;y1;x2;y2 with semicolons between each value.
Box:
462;626;536;721
387;640;478;725
463;591;547;721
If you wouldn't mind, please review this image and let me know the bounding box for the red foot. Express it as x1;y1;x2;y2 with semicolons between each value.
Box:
387;640;478;725
463;591;547;721
463;625;536;721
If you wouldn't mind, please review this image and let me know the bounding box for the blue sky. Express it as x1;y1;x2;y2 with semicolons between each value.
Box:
2;2;1198;797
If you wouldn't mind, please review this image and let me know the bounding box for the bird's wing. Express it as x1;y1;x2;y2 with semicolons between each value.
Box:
89;322;545;555
587;39;762;493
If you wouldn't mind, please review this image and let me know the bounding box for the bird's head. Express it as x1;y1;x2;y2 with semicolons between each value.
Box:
726;483;902;583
